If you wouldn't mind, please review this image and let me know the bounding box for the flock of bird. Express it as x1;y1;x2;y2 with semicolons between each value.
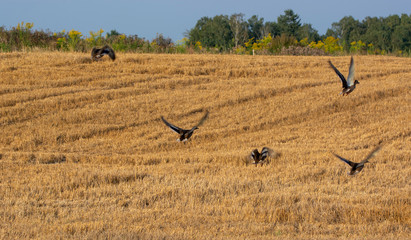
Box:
91;46;381;175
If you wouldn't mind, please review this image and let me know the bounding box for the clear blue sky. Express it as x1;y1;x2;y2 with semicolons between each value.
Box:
1;0;410;42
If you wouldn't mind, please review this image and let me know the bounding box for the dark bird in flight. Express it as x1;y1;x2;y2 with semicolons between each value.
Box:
249;147;281;166
161;111;209;142
91;45;116;61
328;56;359;96
333;146;381;175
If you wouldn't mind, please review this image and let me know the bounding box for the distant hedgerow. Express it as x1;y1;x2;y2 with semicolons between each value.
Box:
0;20;409;56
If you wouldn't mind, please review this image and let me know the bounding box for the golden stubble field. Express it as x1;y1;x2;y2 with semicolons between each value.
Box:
0;52;410;239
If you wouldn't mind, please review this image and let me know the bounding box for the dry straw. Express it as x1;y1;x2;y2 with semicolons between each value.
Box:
0;52;410;239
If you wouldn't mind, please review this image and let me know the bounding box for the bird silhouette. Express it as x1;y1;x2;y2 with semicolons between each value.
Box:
333;146;381;175
161;111;209;142
328;56;359;96
249;147;280;166
91;45;116;61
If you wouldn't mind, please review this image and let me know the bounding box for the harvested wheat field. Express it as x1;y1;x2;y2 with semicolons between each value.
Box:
0;52;410;239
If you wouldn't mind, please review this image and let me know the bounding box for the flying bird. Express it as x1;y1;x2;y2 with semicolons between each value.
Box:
249;147;281;166
161;111;209;142
91;45;116;61
333;146;381;175
328;56;359;96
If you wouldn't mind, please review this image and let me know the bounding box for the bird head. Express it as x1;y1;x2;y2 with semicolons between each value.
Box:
354;80;360;84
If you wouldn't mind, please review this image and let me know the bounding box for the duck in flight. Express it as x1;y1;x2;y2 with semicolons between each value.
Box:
328;56;359;96
249;147;280;166
91;45;116;61
333;146;381;175
161;111;209;142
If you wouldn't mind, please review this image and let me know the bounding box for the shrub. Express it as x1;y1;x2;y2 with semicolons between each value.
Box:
16;22;34;49
350;40;366;54
252;34;273;54
56;30;68;51
111;34;127;52
67;29;83;51
270;34;297;54
174;38;188;53
308;36;343;55
86;29;104;47
152;34;173;53
280;46;327;56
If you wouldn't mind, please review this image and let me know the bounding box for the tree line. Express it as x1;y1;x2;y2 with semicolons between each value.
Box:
188;10;319;49
187;10;411;55
0;10;410;56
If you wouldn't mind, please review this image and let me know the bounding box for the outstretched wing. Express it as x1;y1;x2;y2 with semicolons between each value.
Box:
187;111;209;134
195;111;209;128
261;147;280;160
249;149;259;162
328;60;348;88
333;153;355;167
161;116;183;134
101;45;116;60
346;56;355;86
361;146;381;164
91;47;99;59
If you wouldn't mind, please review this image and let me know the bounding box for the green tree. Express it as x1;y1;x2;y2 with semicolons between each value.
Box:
187;16;210;44
382;15;401;52
326;16;363;50
298;23;320;42
247;15;264;41
106;29;120;39
277;9;301;38
390;14;411;52
188;15;233;50
264;21;281;37
325;13;411;54
361;17;388;51
392;24;411;52
229;13;248;47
